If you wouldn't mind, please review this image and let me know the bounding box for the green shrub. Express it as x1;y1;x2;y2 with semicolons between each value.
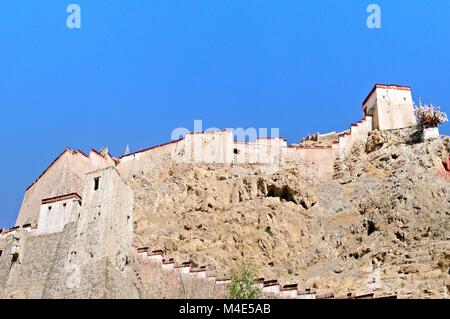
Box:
227;261;262;299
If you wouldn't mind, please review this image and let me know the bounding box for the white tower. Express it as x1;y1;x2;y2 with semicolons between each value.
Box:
363;84;417;130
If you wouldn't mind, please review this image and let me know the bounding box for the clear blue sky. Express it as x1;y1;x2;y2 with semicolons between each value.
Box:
1;1;449;226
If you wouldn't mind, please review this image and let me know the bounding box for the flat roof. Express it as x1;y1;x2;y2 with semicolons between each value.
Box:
41;193;82;205
362;84;411;107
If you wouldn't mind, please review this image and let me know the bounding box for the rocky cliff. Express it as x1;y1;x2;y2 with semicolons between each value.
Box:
132;130;450;298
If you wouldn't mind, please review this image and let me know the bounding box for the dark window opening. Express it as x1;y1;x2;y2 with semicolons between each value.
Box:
48;206;52;211
11;253;19;266
233;148;240;154
94;177;100;190
63;203;67;208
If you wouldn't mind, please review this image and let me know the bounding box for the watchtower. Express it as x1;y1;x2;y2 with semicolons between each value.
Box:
363;84;417;130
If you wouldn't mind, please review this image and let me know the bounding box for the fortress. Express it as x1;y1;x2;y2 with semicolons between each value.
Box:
0;84;425;298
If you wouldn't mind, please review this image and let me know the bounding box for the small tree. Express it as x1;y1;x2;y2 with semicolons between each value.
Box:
227;261;262;299
414;102;448;128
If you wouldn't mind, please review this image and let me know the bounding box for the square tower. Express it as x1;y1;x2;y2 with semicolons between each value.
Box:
37;193;81;234
363;84;417;130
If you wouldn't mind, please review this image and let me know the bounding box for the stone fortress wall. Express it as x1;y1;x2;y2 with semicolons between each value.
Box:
14;84;418;227
16;149;115;227
133;246;394;299
0;84;419;298
0;167;137;298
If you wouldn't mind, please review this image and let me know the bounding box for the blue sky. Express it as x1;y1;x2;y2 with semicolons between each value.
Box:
0;0;449;226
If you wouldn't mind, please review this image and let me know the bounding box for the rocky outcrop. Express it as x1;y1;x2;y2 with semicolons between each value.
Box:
131;131;450;298
130;165;317;284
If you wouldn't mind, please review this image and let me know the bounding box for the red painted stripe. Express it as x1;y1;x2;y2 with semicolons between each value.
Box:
362;83;411;106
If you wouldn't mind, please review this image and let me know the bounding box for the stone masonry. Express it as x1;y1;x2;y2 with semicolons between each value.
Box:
0;84;428;298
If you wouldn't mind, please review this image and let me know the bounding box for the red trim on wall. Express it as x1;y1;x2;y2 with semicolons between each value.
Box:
187;129;233;135
90;149;101;156
288;145;334;150
76;150;88;158
41;193;82;205
25;147;113;192
119;138;184;159
362;84;411;106
190;268;207;273
282;284;298;290
256;137;287;141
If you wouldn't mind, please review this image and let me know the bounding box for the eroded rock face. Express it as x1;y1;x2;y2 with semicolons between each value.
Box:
366;130;387;153
309;133;450;298
131;165;317;282
131;132;450;298
257;169;317;209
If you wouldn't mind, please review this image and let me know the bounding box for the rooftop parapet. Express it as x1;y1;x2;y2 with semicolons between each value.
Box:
362;84;416;130
41;193;82;205
363;84;411;111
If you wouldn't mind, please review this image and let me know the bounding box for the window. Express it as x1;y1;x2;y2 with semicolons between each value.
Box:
63;203;67;208
233;148;240;154
94;177;100;191
11;253;19;263
48;206;52;211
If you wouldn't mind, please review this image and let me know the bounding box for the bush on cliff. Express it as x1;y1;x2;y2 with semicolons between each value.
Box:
227;261;262;299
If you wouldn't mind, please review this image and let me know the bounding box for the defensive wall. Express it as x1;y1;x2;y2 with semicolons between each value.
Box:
133;246;396;299
0;167;137;298
12;84;421;232
0;84;422;298
16;148;115;227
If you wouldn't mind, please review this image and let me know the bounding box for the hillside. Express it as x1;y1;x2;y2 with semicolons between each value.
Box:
131;130;450;298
